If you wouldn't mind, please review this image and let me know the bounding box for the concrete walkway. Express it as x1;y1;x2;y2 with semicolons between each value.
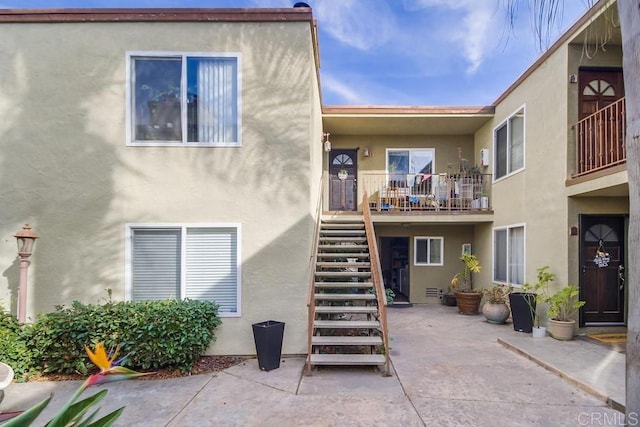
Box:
0;304;626;426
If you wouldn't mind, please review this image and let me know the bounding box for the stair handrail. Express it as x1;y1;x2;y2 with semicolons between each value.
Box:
363;191;391;376
305;171;326;374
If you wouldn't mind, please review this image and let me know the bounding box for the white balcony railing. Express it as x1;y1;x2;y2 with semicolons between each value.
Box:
362;172;492;213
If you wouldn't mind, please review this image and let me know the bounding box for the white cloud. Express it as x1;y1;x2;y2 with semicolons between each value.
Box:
313;0;397;51
404;0;500;75
321;73;366;104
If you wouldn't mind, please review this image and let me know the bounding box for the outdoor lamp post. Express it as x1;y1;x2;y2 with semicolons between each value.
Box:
14;223;38;323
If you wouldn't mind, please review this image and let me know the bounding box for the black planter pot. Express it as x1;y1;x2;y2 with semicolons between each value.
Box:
252;320;285;371
442;294;457;306
509;292;536;333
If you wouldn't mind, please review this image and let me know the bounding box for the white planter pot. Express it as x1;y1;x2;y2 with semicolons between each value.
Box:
480;196;489;209
532;326;547;338
482;302;510;324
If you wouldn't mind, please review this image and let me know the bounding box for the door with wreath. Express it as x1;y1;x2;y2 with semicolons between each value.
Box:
329;149;357;211
580;215;626;325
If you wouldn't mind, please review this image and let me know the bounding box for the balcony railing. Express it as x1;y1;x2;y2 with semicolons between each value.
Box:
362;172;492;213
573;97;626;177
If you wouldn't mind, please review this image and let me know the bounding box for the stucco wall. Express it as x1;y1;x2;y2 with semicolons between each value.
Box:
0;20;320;355
475;43;573;290
474;32;626;296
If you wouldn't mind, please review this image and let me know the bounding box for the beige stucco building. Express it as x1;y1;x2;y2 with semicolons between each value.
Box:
0;0;629;356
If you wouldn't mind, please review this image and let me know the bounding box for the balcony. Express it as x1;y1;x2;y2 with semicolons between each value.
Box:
362;172;492;213
573;97;626;177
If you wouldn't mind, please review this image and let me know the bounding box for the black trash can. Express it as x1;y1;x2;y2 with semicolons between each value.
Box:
509;292;536;333
252;320;285;371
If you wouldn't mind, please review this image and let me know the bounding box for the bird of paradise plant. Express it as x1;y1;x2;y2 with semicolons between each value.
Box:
3;342;152;426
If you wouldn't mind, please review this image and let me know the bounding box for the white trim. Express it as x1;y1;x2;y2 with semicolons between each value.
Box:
492;222;526;286
125;51;242;147
413;236;444;266
493;104;526;183
124;222;242;317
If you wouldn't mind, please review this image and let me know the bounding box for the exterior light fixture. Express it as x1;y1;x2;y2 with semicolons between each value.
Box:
323;132;331;152
14;223;38;323
363;146;372;157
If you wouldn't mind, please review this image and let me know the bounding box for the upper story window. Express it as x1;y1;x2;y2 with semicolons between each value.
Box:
387;148;434;185
494;106;524;180
127;52;241;146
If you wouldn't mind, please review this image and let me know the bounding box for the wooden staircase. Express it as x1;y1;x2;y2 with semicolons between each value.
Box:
306;215;389;374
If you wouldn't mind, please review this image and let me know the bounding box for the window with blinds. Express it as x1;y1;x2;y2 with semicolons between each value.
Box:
129;225;240;316
127;52;241;146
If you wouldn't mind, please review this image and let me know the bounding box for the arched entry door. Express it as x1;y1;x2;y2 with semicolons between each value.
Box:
580;215;626;325
329;150;357;211
578;68;624;118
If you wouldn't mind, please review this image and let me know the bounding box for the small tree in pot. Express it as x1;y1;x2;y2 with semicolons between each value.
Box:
451;254;483;315
546;285;585;340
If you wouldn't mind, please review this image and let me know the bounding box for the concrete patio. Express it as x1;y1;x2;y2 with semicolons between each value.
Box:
0;304;626;426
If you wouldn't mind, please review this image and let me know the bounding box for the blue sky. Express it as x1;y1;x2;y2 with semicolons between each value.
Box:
3;0;593;106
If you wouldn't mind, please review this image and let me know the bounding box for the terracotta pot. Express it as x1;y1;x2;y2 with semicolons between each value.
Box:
482;302;510;324
454;291;482;315
549;319;576;340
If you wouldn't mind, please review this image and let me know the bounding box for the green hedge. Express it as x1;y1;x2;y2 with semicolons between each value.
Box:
0;311;37;381
0;299;222;378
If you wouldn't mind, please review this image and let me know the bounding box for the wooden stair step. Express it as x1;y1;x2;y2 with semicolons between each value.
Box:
316;261;371;268
313;320;380;329
314;282;374;289
315;305;379;314
318;244;368;251
315;293;375;301
321;223;364;229
317;253;370;258
320;237;367;242
312;336;382;346
321;231;366;237
315;271;371;277
309;354;386;366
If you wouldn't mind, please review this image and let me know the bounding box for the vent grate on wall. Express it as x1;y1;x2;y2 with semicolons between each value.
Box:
425;287;439;298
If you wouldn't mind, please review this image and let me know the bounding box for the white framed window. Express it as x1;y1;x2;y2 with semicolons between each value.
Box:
125;224;241;317
126;52;241;147
494;106;524;180
493;224;525;285
414;236;443;266
387;148;435;185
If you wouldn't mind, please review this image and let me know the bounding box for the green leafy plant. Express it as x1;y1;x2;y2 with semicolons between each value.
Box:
3;342;151;426
27;298;222;375
368;287;396;305
546;285;585;321
0;311;38;381
522;266;555;327
523;266;585;323
451;254;482;292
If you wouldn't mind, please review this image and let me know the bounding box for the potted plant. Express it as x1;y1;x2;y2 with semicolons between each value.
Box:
441;286;457;306
451;254;482;315
482;284;513;324
546;284;585;340
521;266;555;337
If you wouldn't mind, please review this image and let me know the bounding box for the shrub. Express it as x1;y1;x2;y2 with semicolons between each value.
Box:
0;311;37;381
28;299;222;374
